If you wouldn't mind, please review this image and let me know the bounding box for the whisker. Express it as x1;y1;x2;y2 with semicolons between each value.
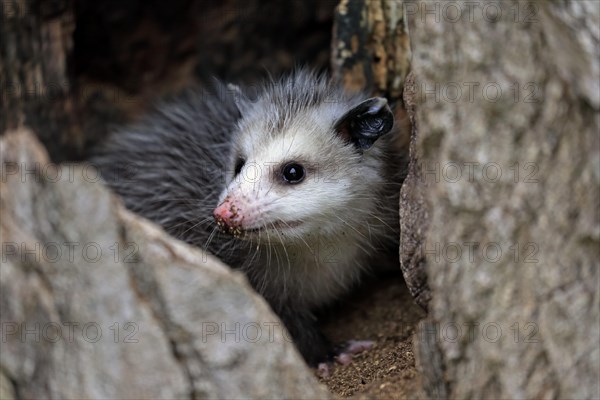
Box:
334;215;370;241
203;225;219;253
270;221;291;299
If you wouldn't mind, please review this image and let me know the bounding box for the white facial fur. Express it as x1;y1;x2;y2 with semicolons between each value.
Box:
217;101;387;245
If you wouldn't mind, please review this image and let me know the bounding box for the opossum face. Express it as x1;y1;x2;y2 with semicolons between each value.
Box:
213;97;394;243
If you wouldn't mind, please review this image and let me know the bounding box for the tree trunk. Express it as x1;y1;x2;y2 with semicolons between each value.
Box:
331;0;411;97
0;0;84;161
407;0;599;398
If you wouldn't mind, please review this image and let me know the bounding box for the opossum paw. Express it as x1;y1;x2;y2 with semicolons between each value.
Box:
316;362;331;378
315;340;374;379
333;340;374;365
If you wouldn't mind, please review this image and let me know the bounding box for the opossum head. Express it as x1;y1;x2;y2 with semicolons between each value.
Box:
214;71;394;243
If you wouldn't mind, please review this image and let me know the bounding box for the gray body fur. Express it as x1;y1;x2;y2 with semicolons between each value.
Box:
90;70;405;365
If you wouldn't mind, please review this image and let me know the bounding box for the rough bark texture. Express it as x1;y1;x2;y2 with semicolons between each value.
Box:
408;0;600;398
331;0;411;96
399;71;431;311
0;129;328;399
0;0;85;162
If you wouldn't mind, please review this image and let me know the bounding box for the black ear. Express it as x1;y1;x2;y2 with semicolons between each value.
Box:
334;97;394;151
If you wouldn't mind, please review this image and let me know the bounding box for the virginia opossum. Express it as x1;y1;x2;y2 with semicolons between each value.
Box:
90;69;405;366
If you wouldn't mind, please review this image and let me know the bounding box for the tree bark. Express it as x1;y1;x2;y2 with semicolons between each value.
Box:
399;71;431;311
407;0;599;398
331;0;411;97
0;0;84;161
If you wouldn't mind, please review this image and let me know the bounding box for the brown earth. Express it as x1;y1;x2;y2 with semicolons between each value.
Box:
318;273;426;399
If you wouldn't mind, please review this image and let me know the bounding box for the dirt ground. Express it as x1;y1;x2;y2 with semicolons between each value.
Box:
318;272;427;399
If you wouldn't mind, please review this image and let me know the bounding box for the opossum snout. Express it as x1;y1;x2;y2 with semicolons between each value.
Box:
214;197;244;236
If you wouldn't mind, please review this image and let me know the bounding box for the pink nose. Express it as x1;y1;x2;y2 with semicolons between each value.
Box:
213;199;242;232
213;202;234;222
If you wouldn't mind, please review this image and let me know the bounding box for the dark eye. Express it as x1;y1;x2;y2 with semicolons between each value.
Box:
281;162;305;184
234;157;245;176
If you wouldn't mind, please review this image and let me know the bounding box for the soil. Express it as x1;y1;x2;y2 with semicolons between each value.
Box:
318;272;427;399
